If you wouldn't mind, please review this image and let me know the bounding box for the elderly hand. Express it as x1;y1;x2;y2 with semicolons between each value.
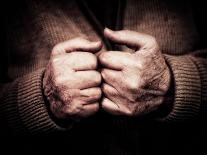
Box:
99;28;171;116
43;38;102;121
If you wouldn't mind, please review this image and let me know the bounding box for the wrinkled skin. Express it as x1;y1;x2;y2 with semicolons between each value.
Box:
43;38;103;120
99;28;171;116
43;29;171;121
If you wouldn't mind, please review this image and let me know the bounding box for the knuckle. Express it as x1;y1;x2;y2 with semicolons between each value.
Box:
65;100;84;116
145;34;156;43
52;44;60;52
93;103;100;112
51;57;60;66
102;84;110;95
99;52;107;62
127;81;139;92
93;71;102;85
125;105;138;116
51;58;56;65
125;108;135;116
50;99;69;119
92;57;98;69
131;59;142;69
149;36;156;42
85;104;100;117
53;76;65;88
52;43;64;55
50;55;70;67
128;94;138;102
147;36;159;50
85;104;99;117
95;88;102;99
65;105;78;116
101;69;107;78
87;53;98;68
101;84;107;93
139;57;151;68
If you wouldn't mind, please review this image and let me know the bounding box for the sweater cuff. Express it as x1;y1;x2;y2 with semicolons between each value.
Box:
17;69;66;134
190;57;207;119
160;54;202;122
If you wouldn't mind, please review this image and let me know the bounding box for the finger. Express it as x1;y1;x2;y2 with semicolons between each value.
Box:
74;71;102;89
67;52;98;70
99;52;130;70
102;83;124;110
101;69;122;89
102;84;137;116
80;102;99;117
101;97;121;115
52;38;102;55
104;28;154;50
79;87;102;103
102;83;119;99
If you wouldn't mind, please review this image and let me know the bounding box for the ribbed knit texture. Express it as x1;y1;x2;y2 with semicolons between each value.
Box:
123;0;200;54
1;0;207;137
163;55;202;121
0;69;65;135
7;0;106;78
191;56;207;119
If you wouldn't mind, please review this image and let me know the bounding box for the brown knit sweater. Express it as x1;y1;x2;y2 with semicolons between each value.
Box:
0;0;207;154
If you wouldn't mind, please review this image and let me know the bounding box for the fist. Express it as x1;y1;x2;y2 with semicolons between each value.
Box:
43;38;102;120
99;28;171;116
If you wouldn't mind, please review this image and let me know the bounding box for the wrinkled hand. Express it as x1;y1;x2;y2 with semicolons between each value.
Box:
99;28;171;116
43;38;102;120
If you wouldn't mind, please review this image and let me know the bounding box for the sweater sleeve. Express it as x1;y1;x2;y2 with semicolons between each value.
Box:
0;68;67;135
161;51;207;122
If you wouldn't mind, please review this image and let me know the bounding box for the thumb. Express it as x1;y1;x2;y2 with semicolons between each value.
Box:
52;37;103;56
104;28;156;51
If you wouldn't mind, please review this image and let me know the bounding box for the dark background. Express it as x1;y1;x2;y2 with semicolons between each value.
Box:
0;1;207;155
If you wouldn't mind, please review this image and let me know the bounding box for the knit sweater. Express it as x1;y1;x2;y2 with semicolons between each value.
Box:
0;0;207;154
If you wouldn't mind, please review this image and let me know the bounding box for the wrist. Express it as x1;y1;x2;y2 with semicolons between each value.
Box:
153;67;175;118
42;72;74;129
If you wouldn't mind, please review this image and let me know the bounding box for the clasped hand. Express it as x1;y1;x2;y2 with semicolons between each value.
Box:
43;28;171;121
